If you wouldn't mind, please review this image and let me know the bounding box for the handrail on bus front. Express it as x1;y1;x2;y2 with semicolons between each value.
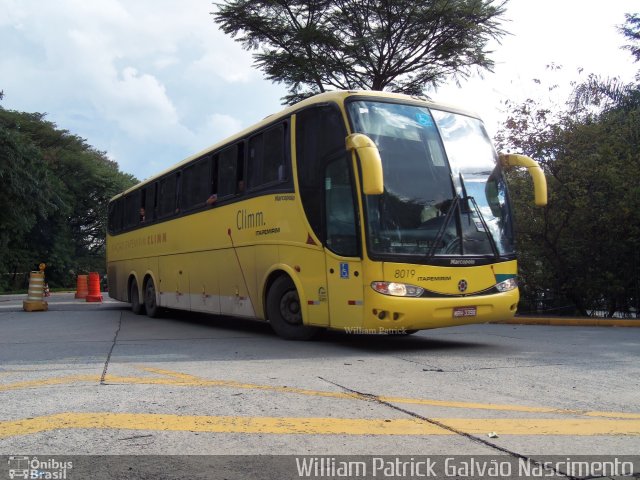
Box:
499;153;548;207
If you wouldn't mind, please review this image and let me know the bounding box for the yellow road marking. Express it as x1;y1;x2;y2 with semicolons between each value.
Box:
0;413;639;439
132;366;362;400
1;368;638;421
0;375;98;392
133;367;640;421
377;396;640;420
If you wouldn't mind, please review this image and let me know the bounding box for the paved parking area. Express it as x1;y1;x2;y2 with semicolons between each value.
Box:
1;293;638;477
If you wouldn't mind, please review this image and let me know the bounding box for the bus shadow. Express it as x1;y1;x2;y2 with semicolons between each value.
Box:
147;309;495;355
316;329;496;353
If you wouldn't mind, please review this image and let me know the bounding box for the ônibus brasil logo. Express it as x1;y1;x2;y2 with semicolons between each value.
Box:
7;456;73;479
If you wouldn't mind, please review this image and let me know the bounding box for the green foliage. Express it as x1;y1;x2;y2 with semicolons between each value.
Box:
0;107;137;291
619;13;640;65
213;0;508;104
496;72;640;317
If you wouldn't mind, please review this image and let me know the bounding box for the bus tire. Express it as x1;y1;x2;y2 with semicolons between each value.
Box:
267;276;320;340
144;278;160;318
130;279;145;315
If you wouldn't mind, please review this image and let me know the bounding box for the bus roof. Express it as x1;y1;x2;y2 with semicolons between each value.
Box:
111;90;480;200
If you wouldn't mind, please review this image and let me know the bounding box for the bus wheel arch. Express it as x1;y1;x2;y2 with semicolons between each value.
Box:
264;272;320;341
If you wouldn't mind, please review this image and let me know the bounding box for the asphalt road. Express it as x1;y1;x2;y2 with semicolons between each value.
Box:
0;293;638;478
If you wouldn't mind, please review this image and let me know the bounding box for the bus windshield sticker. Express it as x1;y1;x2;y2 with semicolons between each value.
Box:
340;263;349;279
415;112;433;126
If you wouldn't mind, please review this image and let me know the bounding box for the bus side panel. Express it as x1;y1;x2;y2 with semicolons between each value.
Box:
107;261;124;302
188;250;221;314
217;246;256;317
158;254;191;311
107;257;159;304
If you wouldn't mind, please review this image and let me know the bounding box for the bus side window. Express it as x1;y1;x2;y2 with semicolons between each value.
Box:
124;191;140;229
248;133;263;190
158;173;179;218
175;171;181;213
108;199;124;234
144;183;157;222
263;123;286;184
247;122;287;191
217;144;238;198
181;156;211;211
139;187;147;223
236;142;245;194
210;155;218;200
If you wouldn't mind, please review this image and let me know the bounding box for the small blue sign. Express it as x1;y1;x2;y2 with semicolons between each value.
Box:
340;263;349;279
416;112;433;126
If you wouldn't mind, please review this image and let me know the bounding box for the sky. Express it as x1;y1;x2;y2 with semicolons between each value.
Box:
1;0;638;181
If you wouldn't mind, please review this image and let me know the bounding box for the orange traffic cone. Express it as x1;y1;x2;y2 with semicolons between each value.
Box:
23;271;49;312
85;272;103;302
75;274;89;299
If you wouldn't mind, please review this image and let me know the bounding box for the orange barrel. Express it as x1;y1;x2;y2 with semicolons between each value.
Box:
75;274;89;299
23;271;48;312
85;272;103;303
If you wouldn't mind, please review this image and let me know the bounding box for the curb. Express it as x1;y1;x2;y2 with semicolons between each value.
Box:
494;317;640;328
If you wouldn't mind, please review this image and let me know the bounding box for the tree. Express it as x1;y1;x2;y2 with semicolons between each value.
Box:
213;0;508;104
0;121;56;289
620;13;640;64
495;66;640;317
0;107;137;290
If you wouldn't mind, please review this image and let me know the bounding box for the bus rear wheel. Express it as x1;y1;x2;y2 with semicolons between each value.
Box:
130;279;145;315
267;276;320;340
144;278;160;318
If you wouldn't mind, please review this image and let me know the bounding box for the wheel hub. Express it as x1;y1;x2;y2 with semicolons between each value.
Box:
280;291;301;325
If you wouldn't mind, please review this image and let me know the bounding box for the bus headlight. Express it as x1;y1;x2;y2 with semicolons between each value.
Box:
371;281;424;297
495;278;518;292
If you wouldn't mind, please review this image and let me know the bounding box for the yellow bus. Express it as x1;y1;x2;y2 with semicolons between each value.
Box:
106;90;546;339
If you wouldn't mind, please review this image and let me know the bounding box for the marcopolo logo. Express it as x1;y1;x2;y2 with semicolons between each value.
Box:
7;457;73;479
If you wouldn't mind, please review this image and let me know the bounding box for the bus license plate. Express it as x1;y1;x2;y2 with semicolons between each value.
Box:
453;306;477;318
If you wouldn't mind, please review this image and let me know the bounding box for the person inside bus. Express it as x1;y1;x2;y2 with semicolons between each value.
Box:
139;207;146;222
206;193;217;206
420;192;449;224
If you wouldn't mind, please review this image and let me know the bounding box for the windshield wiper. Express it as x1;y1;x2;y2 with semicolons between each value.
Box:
466;195;500;259
426;194;460;259
426;194;500;260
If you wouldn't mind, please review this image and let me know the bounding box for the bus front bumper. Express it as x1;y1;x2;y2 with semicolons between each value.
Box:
353;288;519;332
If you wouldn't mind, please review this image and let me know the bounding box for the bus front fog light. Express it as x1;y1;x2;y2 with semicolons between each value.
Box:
495;278;518;292
371;281;424;297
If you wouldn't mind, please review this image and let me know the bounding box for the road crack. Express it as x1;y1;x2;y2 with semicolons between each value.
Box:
317;376;580;480
100;312;123;385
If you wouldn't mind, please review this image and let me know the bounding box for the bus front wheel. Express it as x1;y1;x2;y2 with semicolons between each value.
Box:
144;278;160;318
267;276;320;340
130;279;145;315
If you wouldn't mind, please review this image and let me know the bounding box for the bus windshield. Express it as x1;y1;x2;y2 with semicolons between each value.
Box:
346;100;514;262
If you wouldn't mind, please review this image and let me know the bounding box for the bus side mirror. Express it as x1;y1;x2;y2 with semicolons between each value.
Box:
499;153;548;207
346;133;384;195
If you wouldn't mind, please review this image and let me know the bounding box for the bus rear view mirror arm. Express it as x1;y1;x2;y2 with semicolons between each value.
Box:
346;133;384;195
499;153;548;207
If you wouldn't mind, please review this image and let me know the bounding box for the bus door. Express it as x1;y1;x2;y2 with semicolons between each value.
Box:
324;156;364;329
